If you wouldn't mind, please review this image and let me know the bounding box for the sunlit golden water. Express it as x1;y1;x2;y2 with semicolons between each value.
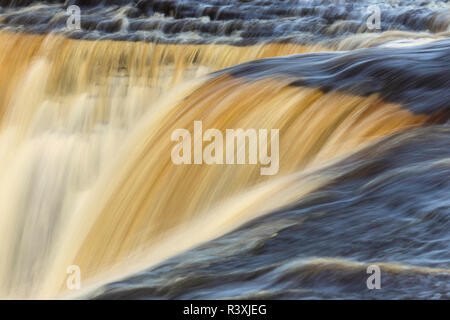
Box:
0;31;430;298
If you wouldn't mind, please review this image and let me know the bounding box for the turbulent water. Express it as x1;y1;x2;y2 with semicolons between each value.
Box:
0;0;448;299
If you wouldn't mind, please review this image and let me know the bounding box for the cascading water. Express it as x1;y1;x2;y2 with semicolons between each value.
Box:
0;0;448;299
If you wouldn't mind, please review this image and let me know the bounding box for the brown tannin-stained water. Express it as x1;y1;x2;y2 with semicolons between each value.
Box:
0;0;448;299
